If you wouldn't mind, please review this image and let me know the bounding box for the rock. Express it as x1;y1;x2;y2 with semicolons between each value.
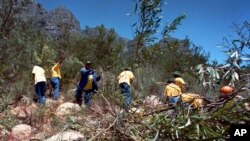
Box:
58;95;65;104
45;98;57;106
10;124;32;141
143;95;163;108
10;103;38;118
129;107;144;114
46;95;65;106
44;130;85;141
235;95;245;101
30;132;47;141
0;125;10;140
55;102;81;116
41;7;81;38
244;102;250;111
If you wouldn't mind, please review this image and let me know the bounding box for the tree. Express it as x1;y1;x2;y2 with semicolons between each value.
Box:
196;21;250;88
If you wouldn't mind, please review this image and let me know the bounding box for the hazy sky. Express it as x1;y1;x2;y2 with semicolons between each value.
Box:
36;0;250;63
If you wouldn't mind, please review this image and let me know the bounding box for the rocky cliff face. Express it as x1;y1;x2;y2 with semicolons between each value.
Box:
12;0;81;38
40;6;81;38
12;0;128;43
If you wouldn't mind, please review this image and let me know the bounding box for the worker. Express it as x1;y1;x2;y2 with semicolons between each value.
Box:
117;68;135;112
75;61;100;107
164;78;182;106
50;57;64;100
32;64;46;105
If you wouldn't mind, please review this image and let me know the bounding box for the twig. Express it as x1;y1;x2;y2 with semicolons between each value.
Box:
94;103;104;116
113;127;136;141
100;94;116;116
89;115;119;141
143;105;175;116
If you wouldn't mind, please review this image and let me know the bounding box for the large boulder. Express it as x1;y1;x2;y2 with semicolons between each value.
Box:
55;102;81;116
10;124;32;141
44;130;85;141
10;103;38;118
46;95;65;106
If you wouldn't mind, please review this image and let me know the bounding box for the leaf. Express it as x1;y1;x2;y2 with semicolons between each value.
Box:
196;124;200;139
240;57;250;61
233;61;241;69
230;51;238;58
233;72;239;80
134;3;138;13
223;70;231;78
178;118;191;129
132;23;137;27
151;130;159;141
219;64;230;69
162;14;186;37
196;64;202;69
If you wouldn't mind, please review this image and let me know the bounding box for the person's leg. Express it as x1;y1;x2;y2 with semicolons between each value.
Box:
120;83;131;112
35;84;40;103
50;78;55;97
119;83;127;94
84;90;92;107
51;77;60;100
75;88;83;106
39;81;46;105
36;82;46;105
169;96;180;106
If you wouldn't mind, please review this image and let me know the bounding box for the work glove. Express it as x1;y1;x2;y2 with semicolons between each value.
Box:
93;90;98;94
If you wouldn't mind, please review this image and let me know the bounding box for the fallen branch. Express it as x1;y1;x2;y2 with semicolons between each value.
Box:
143;105;175;116
89;115;119;141
100;94;116;116
113;127;136;141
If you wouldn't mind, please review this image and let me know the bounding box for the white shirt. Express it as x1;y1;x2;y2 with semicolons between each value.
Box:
32;66;46;84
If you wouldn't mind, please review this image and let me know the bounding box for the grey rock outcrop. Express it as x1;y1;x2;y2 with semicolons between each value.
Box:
11;0;81;39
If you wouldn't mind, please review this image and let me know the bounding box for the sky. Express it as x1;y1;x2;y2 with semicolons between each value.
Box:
36;0;250;63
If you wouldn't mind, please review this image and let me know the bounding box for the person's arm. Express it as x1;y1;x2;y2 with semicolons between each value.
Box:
75;70;82;83
52;63;60;71
130;72;134;84
164;86;168;97
32;73;35;84
58;57;65;65
31;66;36;84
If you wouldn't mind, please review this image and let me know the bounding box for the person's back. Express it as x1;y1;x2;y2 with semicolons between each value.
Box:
118;70;134;85
78;67;93;89
51;63;61;79
164;78;182;106
165;83;181;97
181;93;203;108
32;65;46;84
